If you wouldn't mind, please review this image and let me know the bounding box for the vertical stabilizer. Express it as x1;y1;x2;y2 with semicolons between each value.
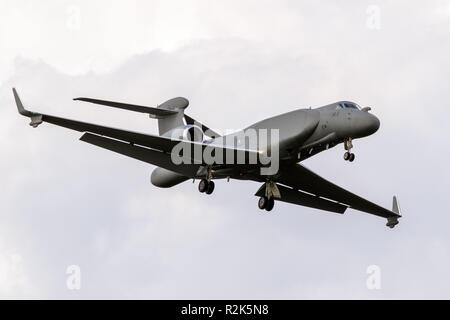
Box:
157;97;189;135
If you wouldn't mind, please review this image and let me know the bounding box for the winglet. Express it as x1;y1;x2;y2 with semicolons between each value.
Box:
13;88;43;127
392;196;401;215
13;88;32;116
386;196;401;228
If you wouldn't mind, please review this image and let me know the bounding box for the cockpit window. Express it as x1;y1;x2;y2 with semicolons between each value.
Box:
339;102;359;109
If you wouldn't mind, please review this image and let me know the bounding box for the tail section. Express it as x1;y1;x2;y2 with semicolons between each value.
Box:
156;97;189;135
73;94;218;137
73;96;189;135
73;97;178;118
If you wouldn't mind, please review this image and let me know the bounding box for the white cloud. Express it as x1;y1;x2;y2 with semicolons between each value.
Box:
0;244;33;298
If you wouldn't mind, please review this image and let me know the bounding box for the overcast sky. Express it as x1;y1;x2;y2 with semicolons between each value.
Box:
1;0;450;299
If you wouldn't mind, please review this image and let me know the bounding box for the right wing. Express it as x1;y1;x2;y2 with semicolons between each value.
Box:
255;183;347;214
13;88;258;170
273;163;401;228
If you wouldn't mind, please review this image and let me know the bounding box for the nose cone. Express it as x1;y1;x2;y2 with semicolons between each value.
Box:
368;113;380;134
355;112;380;138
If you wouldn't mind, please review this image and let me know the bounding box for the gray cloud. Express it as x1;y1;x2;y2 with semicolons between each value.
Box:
1;0;450;299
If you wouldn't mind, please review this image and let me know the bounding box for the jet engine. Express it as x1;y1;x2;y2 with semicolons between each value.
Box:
151;167;190;188
184;124;203;142
166;124;204;142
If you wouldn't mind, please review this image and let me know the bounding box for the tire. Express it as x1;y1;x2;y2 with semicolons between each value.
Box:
258;196;268;210
198;179;208;193
205;180;215;194
343;152;350;161
265;198;275;211
349;153;355;162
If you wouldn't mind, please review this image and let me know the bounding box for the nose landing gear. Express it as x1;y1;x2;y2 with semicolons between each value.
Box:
343;138;355;162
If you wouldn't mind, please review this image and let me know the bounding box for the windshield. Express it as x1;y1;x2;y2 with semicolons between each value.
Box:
339;102;360;110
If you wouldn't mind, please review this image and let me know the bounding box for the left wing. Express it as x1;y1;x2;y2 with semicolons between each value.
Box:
273;164;402;228
13;88;259;167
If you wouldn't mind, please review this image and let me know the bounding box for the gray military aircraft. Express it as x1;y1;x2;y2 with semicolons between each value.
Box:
13;88;401;228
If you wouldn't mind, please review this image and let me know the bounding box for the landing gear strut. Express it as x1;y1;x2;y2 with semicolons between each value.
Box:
343;138;355;162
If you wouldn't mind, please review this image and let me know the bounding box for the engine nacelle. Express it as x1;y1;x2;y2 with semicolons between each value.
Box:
151;167;190;188
163;125;204;142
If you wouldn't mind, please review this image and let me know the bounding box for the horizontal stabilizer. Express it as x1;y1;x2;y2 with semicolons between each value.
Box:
73;97;178;118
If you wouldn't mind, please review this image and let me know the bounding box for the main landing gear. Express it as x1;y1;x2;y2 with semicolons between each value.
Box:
198;166;215;195
344;151;355;162
257;181;279;212
258;196;274;211
343;138;355;162
198;178;215;195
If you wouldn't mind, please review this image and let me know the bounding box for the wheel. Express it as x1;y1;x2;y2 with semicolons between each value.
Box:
265;198;275;211
258;196;268;210
205;180;215;194
343;152;350;161
198;179;208;193
349;153;355;162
